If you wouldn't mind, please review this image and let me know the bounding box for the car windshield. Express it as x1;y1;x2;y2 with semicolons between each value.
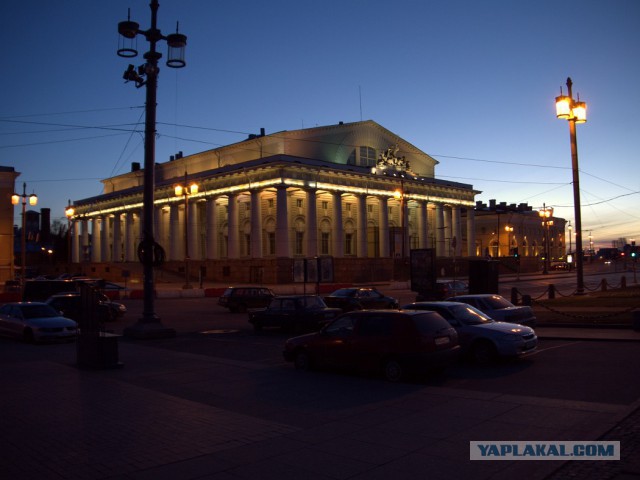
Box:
483;296;514;309
20;305;60;319
330;289;356;297
412;312;452;334
449;304;493;325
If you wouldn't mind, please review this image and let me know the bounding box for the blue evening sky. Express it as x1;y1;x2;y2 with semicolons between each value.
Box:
2;0;639;249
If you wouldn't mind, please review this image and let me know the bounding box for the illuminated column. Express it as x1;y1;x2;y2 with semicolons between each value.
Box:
418;201;428;249
306;189;318;257
206;197;218;259
124;211;135;262
250;190;262;258
435;203;445;257
227;193;239;259
379;196;389;257
443;206;452;257
91;218;101;262
357;194;367;257
275;186;289;257
112;213;122;262
100;215;110;261
168;203;180;261
467;207;476;256
452;206;462;257
188;200;199;260
80;218;89;262
332;192;343;257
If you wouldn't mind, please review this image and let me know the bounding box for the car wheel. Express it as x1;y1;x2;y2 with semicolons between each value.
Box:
471;341;497;365
294;350;313;371
22;328;35;344
382;358;404;382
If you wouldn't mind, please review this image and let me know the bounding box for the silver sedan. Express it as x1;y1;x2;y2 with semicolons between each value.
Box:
0;302;77;343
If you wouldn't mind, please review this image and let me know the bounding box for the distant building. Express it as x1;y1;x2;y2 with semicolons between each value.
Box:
471;200;567;262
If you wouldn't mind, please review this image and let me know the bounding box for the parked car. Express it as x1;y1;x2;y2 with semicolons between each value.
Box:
218;286;276;313
283;309;460;381
249;295;341;332
0;302;77;343
446;294;537;327
402;301;537;363
323;287;399;311
45;292;124;323
416;280;469;301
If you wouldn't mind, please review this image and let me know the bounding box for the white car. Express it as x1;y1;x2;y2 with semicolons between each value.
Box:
446;294;537;327
0;302;77;343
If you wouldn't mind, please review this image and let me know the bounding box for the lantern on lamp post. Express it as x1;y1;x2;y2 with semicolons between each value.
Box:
11;183;37;290
175;172;198;289
555;77;586;294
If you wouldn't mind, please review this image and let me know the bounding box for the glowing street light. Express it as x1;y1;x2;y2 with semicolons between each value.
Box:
175;172;198;289
539;205;553;275
555;77;587;294
11;182;38;289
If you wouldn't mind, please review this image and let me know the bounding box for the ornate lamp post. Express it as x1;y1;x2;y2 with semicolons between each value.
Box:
539;205;553;275
11;182;37;289
175;172;198;289
116;1;187;338
555;77;587;294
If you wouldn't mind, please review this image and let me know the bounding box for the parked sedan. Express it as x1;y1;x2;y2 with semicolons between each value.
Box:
446;294;537;327
283;309;460;381
416;280;468;301
249;295;341;332
0;302;77;343
323;287;399;311
402;301;537;363
46;292;124;323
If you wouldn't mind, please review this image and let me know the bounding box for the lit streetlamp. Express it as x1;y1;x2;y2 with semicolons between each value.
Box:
567;221;573;268
175;172;198;289
539;205;553;275
11;182;37;289
393;183;406;260
65;200;75;266
116;1;187;338
555;77;587;294
504;225;514;255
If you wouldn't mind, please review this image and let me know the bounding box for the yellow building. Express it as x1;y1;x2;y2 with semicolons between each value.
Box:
69;120;479;283
0;166;19;284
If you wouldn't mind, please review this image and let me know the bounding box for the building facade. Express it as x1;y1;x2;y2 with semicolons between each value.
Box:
69;121;480;283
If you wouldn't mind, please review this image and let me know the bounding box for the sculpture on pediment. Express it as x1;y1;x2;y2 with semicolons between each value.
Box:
377;144;411;172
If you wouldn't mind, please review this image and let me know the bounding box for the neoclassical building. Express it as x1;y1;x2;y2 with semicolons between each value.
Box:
69;120;479;283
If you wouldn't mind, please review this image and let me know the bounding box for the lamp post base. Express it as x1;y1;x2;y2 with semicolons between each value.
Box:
123;320;176;340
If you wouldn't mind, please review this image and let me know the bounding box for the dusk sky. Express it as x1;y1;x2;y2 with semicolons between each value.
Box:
2;0;639;249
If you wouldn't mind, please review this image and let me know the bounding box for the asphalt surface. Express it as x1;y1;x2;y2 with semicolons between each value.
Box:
2;283;640;480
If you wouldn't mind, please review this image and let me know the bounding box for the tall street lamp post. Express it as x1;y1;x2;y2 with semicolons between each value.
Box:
65;200;75;267
539;204;553;275
175;172;198;289
555;77;587;294
116;1;187;338
11;182;37;290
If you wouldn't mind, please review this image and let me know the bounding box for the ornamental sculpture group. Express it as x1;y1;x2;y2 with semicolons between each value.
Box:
377;144;411;173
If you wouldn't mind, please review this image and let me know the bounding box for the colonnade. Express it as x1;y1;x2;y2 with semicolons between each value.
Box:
70;187;476;263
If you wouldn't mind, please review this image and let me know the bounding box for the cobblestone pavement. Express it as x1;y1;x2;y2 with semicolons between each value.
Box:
546;404;640;480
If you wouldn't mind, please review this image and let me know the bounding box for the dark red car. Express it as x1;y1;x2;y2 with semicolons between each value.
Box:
283;309;460;382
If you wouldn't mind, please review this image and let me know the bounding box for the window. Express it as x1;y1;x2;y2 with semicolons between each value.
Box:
322;201;328;210
346;203;352;212
358;314;393;336
244;202;250;212
295;231;304;255
359;146;376;166
321;232;330;255
268;198;274;209
296;198;303;208
345;233;353;255
367;204;373;213
268;233;275;255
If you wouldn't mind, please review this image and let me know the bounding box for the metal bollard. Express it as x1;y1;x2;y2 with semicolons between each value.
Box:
511;287;519;305
601;279;607;292
548;284;555;300
621;276;627;289
522;294;532;306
